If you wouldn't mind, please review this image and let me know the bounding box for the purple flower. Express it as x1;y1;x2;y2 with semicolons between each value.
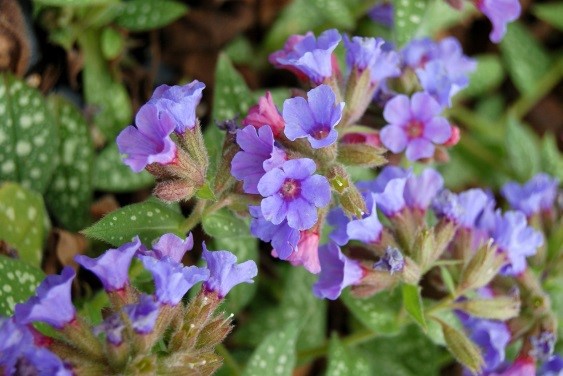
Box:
149;80;205;133
0;318;34;374
343;35;400;84
93;313;125;346
123;294;160;335
116;103;178;172
491;210;543;276
231;125;287;194
539;355;563;376
15;267;76;329
75;237;141;292
373;246;405;274
404;168;444;211
380;92;451;160
475;0;521;43
312;242;364;300
530;332;556;362
201;243;258;298
257;158;331;231
501;173;559;217
368;2;393;27
140;256;209;305
433;188;489;228
283;85;344;149
150;233;194;263
249;205;300;260
269;29;341;84
460;316;511;372
327;192;383;245
374;173;408;217
402;37;476;106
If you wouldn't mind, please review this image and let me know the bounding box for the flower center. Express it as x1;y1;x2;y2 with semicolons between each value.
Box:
406;120;423;138
281;179;301;199
312;125;330;140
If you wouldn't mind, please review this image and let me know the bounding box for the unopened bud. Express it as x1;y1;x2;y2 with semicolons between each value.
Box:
444;125;461;147
178;120;209;171
327;165;367;218
458;242;506;293
337;143;387;168
439;319;484;375
411;228;437;272
402;256;422;285
456;296;520;321
350;268;399;298
153;180;198;202
340;131;382;148
341;68;377;127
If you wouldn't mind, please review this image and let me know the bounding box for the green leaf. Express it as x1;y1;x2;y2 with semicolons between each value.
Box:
418;0;477;38
341;287;402;335
101;27;124;60
540;133;563;180
234;267;326;352
0;74;58;193
506;117;541;181
500;22;552;94
0;256;44;316
439;266;456;296
242;321;301;376
402;284;427;330
326;335;371;376
214;236;258;314
78;290;109;325
82;200;184;247
206;54;254;177
78;30;132;140
202;209;250;239
533;2;563;31
44;96;94;231
32;0;113;6
0;183;49;267
460;54;504;98
393;0;429;47
362;324;448;376
93;144;154;192
115;0;188;31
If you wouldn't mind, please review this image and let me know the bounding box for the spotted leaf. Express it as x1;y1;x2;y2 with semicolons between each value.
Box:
44;96;94;231
0;182;49;267
82;200;184;247
0;256;45;316
0;73;58;193
115;0;188;32
326;335;371;376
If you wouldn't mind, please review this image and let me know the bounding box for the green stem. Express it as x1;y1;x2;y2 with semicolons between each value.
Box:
425;296;455;316
297;329;378;363
179;200;207;233
216;344;242;376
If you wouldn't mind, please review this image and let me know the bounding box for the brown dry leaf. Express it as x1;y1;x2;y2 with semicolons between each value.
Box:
44;229;88;275
0;0;31;76
90;194;120;220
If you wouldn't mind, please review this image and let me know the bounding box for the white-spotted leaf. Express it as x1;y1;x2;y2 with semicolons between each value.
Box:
326;335;371;376
0;256;45;316
393;0;429;47
242;321;301;376
115;0;188;32
0;74;58;193
202;209;250;239
341;287;402;335
82;200;184;247
0;182;49;267
506;117;541;181
45;96;94;231
93;144;154;192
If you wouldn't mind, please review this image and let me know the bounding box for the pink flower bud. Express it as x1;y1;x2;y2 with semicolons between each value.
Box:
242;92;285;137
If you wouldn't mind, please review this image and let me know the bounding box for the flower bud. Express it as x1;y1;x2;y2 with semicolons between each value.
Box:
177;120;209;171
350;268;399;298
337;143;387;168
341;68;377;127
456;296;520;321
153;179;198;202
458;241;506;293
439;319;484;375
401;256;422;285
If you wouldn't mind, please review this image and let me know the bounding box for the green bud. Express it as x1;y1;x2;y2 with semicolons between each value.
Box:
456;296;520;321
340;68;377;127
61;316;104;361
153;179;198;202
438;319;483;375
402;256;422;285
337;143;387;168
178;120;209;172
350;268;399;298
458;242;506;293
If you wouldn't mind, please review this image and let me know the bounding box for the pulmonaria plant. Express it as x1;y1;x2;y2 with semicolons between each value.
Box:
1;234;257;375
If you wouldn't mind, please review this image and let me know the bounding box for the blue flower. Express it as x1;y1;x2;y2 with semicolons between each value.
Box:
343;35;400;84
75;236;141;292
258;158;331;231
249;205;300;260
15;267;76;329
202;243;258;298
373;247;404;274
501;173;559;217
150;233;194;263
123;294;160;335
283;85;344;149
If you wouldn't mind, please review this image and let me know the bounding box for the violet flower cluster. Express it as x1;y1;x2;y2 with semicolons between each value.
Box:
2;234;256;375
